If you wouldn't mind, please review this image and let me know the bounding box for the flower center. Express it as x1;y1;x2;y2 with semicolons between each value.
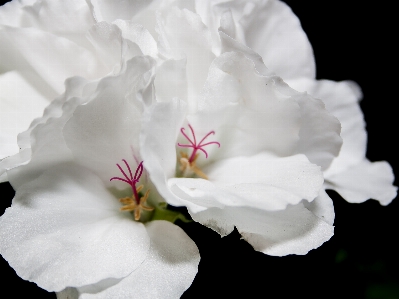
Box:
177;124;220;179
110;159;153;221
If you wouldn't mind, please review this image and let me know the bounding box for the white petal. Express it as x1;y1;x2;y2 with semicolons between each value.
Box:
88;0;153;23
113;20;158;57
193;51;301;159
0;0;37;27
154;58;188;102
73;221;199;299
288;78;366;176
219;9;236;39
140;99;188;207
295;92;342;170
242;0;315;79
168;153;324;242
156;6;215;103
0;163;150;292
304;188;335;226
218;30;272;76
203;153;323;210
4;76;88;188
204;0;315;79
86;22;124;74
0;0;93;34
325;159;397;206
0;25;106;94
191;202;333;256
63;56;155;185
0;71;49;159
240;202;334;256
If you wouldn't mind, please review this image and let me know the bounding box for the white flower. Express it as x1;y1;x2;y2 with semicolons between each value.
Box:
142;46;341;255
1;0;396;293
0;52;200;298
187;0;397;206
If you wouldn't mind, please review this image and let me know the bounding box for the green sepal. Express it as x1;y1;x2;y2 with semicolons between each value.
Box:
149;202;192;224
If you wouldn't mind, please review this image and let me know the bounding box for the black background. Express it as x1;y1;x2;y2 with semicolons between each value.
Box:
1;0;398;298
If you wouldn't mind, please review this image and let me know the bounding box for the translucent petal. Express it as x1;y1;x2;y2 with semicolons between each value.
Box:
325;159;397;206
0;164;150;292
288;78;366;176
0;71;49;159
69;221;200;299
240;203;333;256
63;56;155;186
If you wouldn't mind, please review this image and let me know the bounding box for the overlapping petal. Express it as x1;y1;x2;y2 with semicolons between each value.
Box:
0;164;150;292
57;221;200;299
63;56;155;185
288;78;397;205
0;71;49;159
196;0;316;79
325;160;397;206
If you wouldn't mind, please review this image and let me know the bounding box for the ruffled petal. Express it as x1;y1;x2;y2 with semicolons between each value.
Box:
88;0;153;23
113;20;158;57
325;159;397;206
156;5;215;103
239;0;315;79
4;76;90;189
239;202;333;256
0;25;106;94
304;188;335;226
0;0;93;34
154;58;188;102
0;0;37;27
165;151;327;256
288;78;366;176
294;91;342;170
0;71;49;159
190;202;333;256
60;221;200;299
192;51;301;159
191;51;341;166
202;153;323;211
0;163;150;292
197;0;315;79
63;56;155;185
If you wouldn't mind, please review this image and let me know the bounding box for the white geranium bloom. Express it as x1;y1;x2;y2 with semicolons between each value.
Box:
0;52;200;298
142;49;342;256
194;0;398;205
115;0;341;256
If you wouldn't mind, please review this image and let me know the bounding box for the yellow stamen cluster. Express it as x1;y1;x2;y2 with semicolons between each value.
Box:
119;185;154;221
179;152;208;180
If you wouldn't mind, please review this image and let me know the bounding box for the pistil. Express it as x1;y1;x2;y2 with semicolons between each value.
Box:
177;124;220;179
110;159;153;221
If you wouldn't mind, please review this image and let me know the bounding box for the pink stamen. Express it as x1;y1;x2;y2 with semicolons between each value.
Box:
110;160;144;204
177;124;220;163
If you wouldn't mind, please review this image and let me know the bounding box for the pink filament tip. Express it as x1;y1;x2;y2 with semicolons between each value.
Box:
110;159;144;204
177;124;220;162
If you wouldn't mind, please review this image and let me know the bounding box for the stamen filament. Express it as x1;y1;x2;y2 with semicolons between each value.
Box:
178;124;221;163
110;160;153;221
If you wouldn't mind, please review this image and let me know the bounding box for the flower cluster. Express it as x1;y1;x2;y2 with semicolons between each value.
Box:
0;0;396;298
